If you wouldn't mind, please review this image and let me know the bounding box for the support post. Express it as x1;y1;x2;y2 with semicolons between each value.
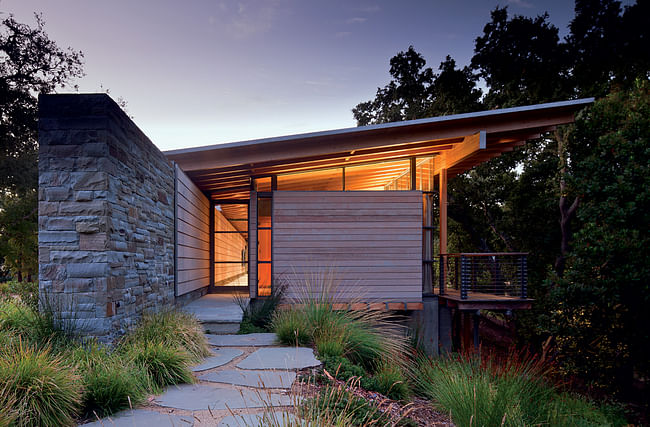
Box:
439;168;448;255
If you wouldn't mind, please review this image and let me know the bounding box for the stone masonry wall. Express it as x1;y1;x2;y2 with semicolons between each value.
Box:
38;94;175;340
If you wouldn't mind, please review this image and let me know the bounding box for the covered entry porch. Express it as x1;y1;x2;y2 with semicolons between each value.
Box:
167;98;592;312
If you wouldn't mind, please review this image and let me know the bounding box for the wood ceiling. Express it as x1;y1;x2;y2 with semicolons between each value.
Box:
166;99;592;201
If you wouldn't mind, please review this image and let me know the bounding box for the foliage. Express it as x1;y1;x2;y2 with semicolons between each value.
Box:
352;46;481;126
412;351;613;427
300;383;393;427
0;13;84;281
271;270;407;371
548;80;650;394
0;279;38;308
70;343;149;418
0;338;82;427
0;298;74;351
119;309;210;363
0;192;38;283
568;0;650;97
471;7;570;108
236;284;283;334
123;341;193;391
364;359;411;401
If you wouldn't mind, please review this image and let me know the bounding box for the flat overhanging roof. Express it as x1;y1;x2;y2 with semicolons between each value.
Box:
164;98;593;199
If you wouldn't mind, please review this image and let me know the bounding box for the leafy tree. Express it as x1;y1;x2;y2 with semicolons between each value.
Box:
549;80;650;395
471;6;571;108
568;0;650;97
0;191;37;282
0;13;84;281
352;47;481;126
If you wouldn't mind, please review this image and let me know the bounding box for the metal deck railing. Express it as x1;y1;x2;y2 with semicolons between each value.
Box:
436;253;528;300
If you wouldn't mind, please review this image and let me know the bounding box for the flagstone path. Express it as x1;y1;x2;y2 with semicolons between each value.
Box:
79;333;320;426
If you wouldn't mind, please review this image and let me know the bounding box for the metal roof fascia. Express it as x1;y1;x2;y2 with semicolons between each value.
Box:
163;97;594;157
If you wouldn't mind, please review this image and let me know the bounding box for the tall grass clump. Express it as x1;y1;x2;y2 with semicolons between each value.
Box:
236;284;284;334
413;350;613;426
119;309;210;363
70;343;149;418
271;268;408;371
0;297;78;352
124;341;194;391
0;338;81;427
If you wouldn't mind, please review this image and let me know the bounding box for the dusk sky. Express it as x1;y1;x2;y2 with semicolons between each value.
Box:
3;1;590;151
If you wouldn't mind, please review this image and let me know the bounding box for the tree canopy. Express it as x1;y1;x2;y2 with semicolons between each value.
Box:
352;1;650;399
0;13;84;281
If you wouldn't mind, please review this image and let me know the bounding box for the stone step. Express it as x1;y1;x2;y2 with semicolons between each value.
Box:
183;293;248;334
201;321;241;334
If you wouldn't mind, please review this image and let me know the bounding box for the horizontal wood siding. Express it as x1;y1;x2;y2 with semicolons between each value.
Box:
273;191;422;302
214;207;247;285
175;164;210;296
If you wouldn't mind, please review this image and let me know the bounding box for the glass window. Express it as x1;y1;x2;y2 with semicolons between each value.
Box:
277;168;343;191
344;159;411;191
416;157;435;191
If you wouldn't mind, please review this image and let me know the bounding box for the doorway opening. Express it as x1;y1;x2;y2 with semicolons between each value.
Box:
213;202;248;293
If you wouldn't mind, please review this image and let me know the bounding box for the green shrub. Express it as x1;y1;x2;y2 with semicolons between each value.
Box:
272;308;312;346
365;359;410;401
71;343;149;418
0;339;81;427
413;351;615;427
300;384;393;426
273;270;408;371
0;299;76;352
120;309;210;363
124;341;193;391
545;393;612;426
315;332;346;358
0;280;38;308
321;355;366;382
0;383;17;427
236;285;283;333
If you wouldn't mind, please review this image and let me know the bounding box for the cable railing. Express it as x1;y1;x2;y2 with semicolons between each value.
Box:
435;253;528;300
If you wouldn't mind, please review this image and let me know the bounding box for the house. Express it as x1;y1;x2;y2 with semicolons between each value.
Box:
37;94;592;347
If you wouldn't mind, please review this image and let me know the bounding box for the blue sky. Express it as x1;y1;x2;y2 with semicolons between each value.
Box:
3;0;583;150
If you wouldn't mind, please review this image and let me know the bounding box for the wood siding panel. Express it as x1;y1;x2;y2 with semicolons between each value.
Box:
273;191;422;302
175;164;210;296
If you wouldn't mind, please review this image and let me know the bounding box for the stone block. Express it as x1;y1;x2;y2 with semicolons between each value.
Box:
75;191;93;201
38;248;50;263
64;278;93;293
82;142;108;157
67;263;108;278
75;218;102;233
71;171;108;191
39;231;78;244
47;218;75;231
45;186;70;201
80;232;108;250
39;201;59;216
40;264;66;281
59;200;106;216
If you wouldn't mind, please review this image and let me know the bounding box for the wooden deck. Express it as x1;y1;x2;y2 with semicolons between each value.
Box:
434;288;533;310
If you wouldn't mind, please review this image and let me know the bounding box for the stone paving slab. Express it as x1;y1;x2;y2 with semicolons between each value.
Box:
237;347;321;370
206;333;277;347
79;409;194;426
191;348;244;372
155;384;292;411
218;412;296;426
199;369;297;389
